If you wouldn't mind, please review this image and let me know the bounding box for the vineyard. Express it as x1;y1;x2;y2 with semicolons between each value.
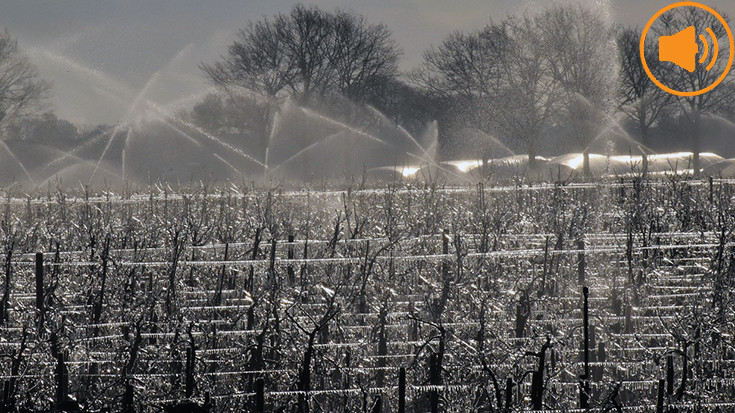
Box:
1;178;735;412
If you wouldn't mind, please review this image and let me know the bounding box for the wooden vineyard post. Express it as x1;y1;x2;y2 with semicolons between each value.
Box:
185;347;195;398
408;300;418;341
287;234;295;285
624;303;633;334
268;239;277;289
50;332;72;410
540;236;550;298
122;381;134;413
149;312;158;346
442;229;449;280
657;378;665;413
269;239;277;272
255;378;265;413
504;377;513;413
594;341;605;382
215;243;228;306
398;367;406;413
589;324;596;358
301;238;309;293
2;327;27;407
583;286;590;378
515;293;529;338
577;238;586;285
1;248;11;326
429;353;440;413
579;286;590;409
359;240;370;313
35;252;45;331
55;352;69;409
626;225;634;284
578;379;589;408
371;395;382;413
666;355;674;396
188;245;196;287
678;342;689;400
93;239;110;336
531;337;551;410
35;252;43;311
531;372;542;410
589;324;597;389
611;287;622;317
376;307;388;387
247;228;261;294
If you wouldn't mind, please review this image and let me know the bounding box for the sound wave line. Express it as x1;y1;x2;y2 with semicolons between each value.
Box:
699;34;709;64
706;27;719;71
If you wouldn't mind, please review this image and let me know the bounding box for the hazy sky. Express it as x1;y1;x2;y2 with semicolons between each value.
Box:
2;0;735;125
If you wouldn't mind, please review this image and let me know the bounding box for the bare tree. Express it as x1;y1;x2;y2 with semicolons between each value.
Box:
189;93;229;134
189;92;270;144
496;15;563;169
202;21;294;101
655;7;735;173
618;27;674;150
273;5;334;104
201;4;399;105
412;27;508;101
412;5;616;174
330;9;400;102
0;30;50;138
200;5;399;175
536;5;617;177
411;25;509;160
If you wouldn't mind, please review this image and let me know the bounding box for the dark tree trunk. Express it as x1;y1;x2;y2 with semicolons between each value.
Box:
689;104;702;175
582;150;592;178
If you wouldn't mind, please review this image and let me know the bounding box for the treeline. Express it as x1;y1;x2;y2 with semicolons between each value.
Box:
2;3;735;177
191;3;735;174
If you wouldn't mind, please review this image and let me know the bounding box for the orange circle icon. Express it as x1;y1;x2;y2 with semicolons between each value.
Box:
640;1;734;97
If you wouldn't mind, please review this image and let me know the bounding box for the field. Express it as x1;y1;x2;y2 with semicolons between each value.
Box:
1;178;734;412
